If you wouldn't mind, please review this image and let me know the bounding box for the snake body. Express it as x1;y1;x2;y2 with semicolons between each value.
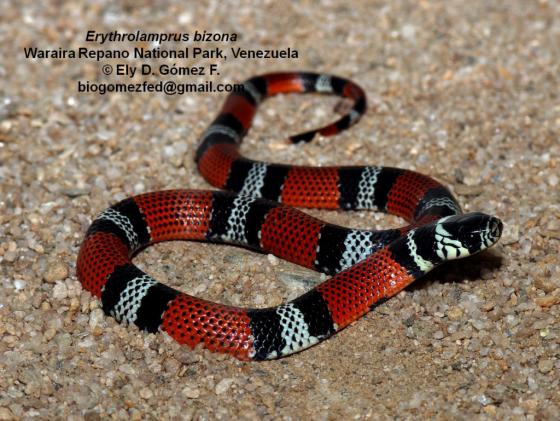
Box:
77;72;502;361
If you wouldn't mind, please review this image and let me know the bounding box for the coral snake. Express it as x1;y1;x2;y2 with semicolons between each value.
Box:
77;72;502;361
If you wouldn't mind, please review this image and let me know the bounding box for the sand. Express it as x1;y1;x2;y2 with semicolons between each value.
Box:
1;0;559;419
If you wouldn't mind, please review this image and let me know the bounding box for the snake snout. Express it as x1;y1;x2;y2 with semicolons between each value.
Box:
469;213;503;252
480;215;503;251
489;217;503;241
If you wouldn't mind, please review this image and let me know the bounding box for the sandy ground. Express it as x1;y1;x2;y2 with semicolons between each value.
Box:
2;0;560;419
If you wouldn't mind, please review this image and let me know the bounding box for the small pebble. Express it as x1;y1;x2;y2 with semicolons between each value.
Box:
89;309;105;330
3;251;17;262
483;405;497;416
501;224;520;245
215;378;235;395
535;295;560;308
139;387;154;399
538;359;554;374
13;279;26;291
433;331;445;340
267;254;279;266
476;394;492;406
43;328;56;341
0;408;14;421
447;307;463;320
44;262;69;283
52;282;68;300
182;386;200;399
174;349;199;365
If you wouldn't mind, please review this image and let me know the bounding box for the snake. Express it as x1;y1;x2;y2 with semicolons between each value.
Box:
77;72;502;361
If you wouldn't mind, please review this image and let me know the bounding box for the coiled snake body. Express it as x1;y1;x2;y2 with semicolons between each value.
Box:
77;72;502;360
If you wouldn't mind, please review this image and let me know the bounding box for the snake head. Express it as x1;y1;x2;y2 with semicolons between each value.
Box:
432;212;503;260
